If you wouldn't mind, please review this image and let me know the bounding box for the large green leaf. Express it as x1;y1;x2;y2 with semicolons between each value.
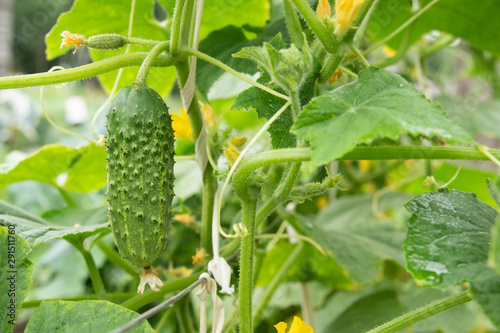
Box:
405;189;497;288
293;193;409;285
0;143;106;193
0;227;33;333
24;300;154;332
405;188;500;327
368;0;500;55
45;0;175;95
0;199;48;225
489;216;500;276
292;67;475;168
0;218;108;247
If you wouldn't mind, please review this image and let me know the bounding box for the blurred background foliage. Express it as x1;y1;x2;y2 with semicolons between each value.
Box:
1;0;500;332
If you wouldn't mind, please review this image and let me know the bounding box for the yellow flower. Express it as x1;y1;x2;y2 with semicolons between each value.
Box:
334;0;366;36
192;248;209;265
382;45;397;58
224;143;240;164
170;265;194;278
316;0;332;19
60;31;86;53
171;108;193;139
201;103;216;130
328;69;343;84
275;316;314;333
231;136;247;147
174;214;197;227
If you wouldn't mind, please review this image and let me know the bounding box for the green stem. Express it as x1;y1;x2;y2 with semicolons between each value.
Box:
354;0;381;45
289;90;302;118
0;53;173;90
170;0;187;55
155;307;175;332
180;0;196;50
182;47;289;100
124;37;162;47
290;0;338;53
233;146;500;186
21;293;134;308
121;275;199;311
338;65;358;78
299;283;315;329
239;198;258;333
366;290;472;333
135;41;171;86
71;242;106;300
96;240;139;281
350;43;370;67
364;0;440;54
201;167;217;254
253;243;303;325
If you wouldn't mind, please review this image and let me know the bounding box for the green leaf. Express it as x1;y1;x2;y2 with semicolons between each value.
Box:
405;189;497;288
0;218;109;247
293;193;409;285
489;216;500;276
470;268;500;328
0;143;106;193
45;0;175;95
368;0;500;55
256;242;351;289
234;37;313;91
196;21;289;96
24;300;154;332
292;67;475;168
0;199;48;225
64;143;106;192
0;226;33;333
231;56;320;149
486;178;500;210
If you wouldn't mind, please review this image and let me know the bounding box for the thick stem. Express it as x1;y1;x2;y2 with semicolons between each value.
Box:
175;296;196;333
239;198;258;333
72;242;106;300
170;0;187;55
96;240;139;281
135;41;171;86
232;146;500;186
0;53;173;89
290;0;338;53
253;243;303;325
366;290;472;333
201;166;217;254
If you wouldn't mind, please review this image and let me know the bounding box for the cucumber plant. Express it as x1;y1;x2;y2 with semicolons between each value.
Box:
1;0;500;332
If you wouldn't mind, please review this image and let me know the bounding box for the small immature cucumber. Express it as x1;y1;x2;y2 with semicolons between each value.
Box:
106;85;174;269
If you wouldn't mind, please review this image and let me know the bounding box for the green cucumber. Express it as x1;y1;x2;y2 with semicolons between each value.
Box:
106;85;174;271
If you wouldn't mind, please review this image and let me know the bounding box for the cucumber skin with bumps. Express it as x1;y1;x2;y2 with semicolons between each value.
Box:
106;85;174;268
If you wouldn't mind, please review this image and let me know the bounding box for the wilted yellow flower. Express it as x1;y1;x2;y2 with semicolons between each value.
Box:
382;45;397;58
60;31;86;53
192;248;209;265
328;69;343;84
231;136;247;147
334;0;366;36
170;265;194;278
316;0;331;19
171;108;193;139
174;214;197;227
224;143;240;164
201;103;216;130
275;316;313;333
